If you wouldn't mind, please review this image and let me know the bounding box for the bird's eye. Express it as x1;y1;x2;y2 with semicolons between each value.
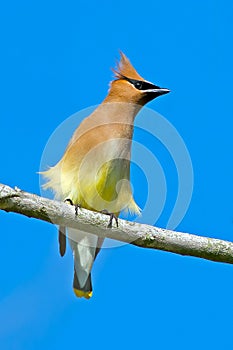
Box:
134;81;143;90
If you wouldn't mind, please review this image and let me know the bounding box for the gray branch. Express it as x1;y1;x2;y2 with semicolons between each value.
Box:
0;183;233;265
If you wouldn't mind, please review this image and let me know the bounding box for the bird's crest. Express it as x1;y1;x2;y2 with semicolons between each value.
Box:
113;51;144;81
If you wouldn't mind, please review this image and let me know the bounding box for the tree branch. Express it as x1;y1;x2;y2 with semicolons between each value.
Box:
0;183;233;265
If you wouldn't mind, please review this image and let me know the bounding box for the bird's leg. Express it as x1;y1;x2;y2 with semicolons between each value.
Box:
64;198;81;216
100;209;119;228
75;204;81;216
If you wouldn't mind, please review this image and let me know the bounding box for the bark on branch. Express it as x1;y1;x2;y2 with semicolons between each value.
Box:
0;183;233;265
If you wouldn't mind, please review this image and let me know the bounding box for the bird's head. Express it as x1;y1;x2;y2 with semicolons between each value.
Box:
107;51;170;105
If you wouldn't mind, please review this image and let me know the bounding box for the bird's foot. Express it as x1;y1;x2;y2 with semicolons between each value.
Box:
100;209;119;228
64;198;81;216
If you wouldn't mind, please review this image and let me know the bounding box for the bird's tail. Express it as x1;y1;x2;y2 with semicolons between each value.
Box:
73;268;92;299
68;229;102;299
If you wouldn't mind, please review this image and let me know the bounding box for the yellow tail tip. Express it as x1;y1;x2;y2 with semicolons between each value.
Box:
73;288;93;299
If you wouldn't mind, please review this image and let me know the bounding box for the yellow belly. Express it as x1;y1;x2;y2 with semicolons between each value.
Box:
43;145;140;216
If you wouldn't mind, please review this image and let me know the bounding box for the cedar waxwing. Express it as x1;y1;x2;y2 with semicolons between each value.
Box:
42;52;170;299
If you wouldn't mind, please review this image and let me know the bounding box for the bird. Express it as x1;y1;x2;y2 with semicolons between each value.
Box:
42;51;170;299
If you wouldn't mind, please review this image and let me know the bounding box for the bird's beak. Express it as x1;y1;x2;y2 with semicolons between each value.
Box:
148;88;170;96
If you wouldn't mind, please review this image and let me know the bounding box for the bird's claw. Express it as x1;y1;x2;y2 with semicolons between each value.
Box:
101;209;118;228
64;198;81;216
64;198;74;206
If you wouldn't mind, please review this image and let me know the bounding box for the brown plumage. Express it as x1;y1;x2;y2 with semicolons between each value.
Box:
42;52;169;299
113;51;144;80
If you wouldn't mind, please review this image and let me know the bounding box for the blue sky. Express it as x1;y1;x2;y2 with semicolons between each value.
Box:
1;0;233;349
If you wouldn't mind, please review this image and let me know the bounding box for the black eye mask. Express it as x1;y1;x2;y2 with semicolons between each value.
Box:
121;75;160;91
